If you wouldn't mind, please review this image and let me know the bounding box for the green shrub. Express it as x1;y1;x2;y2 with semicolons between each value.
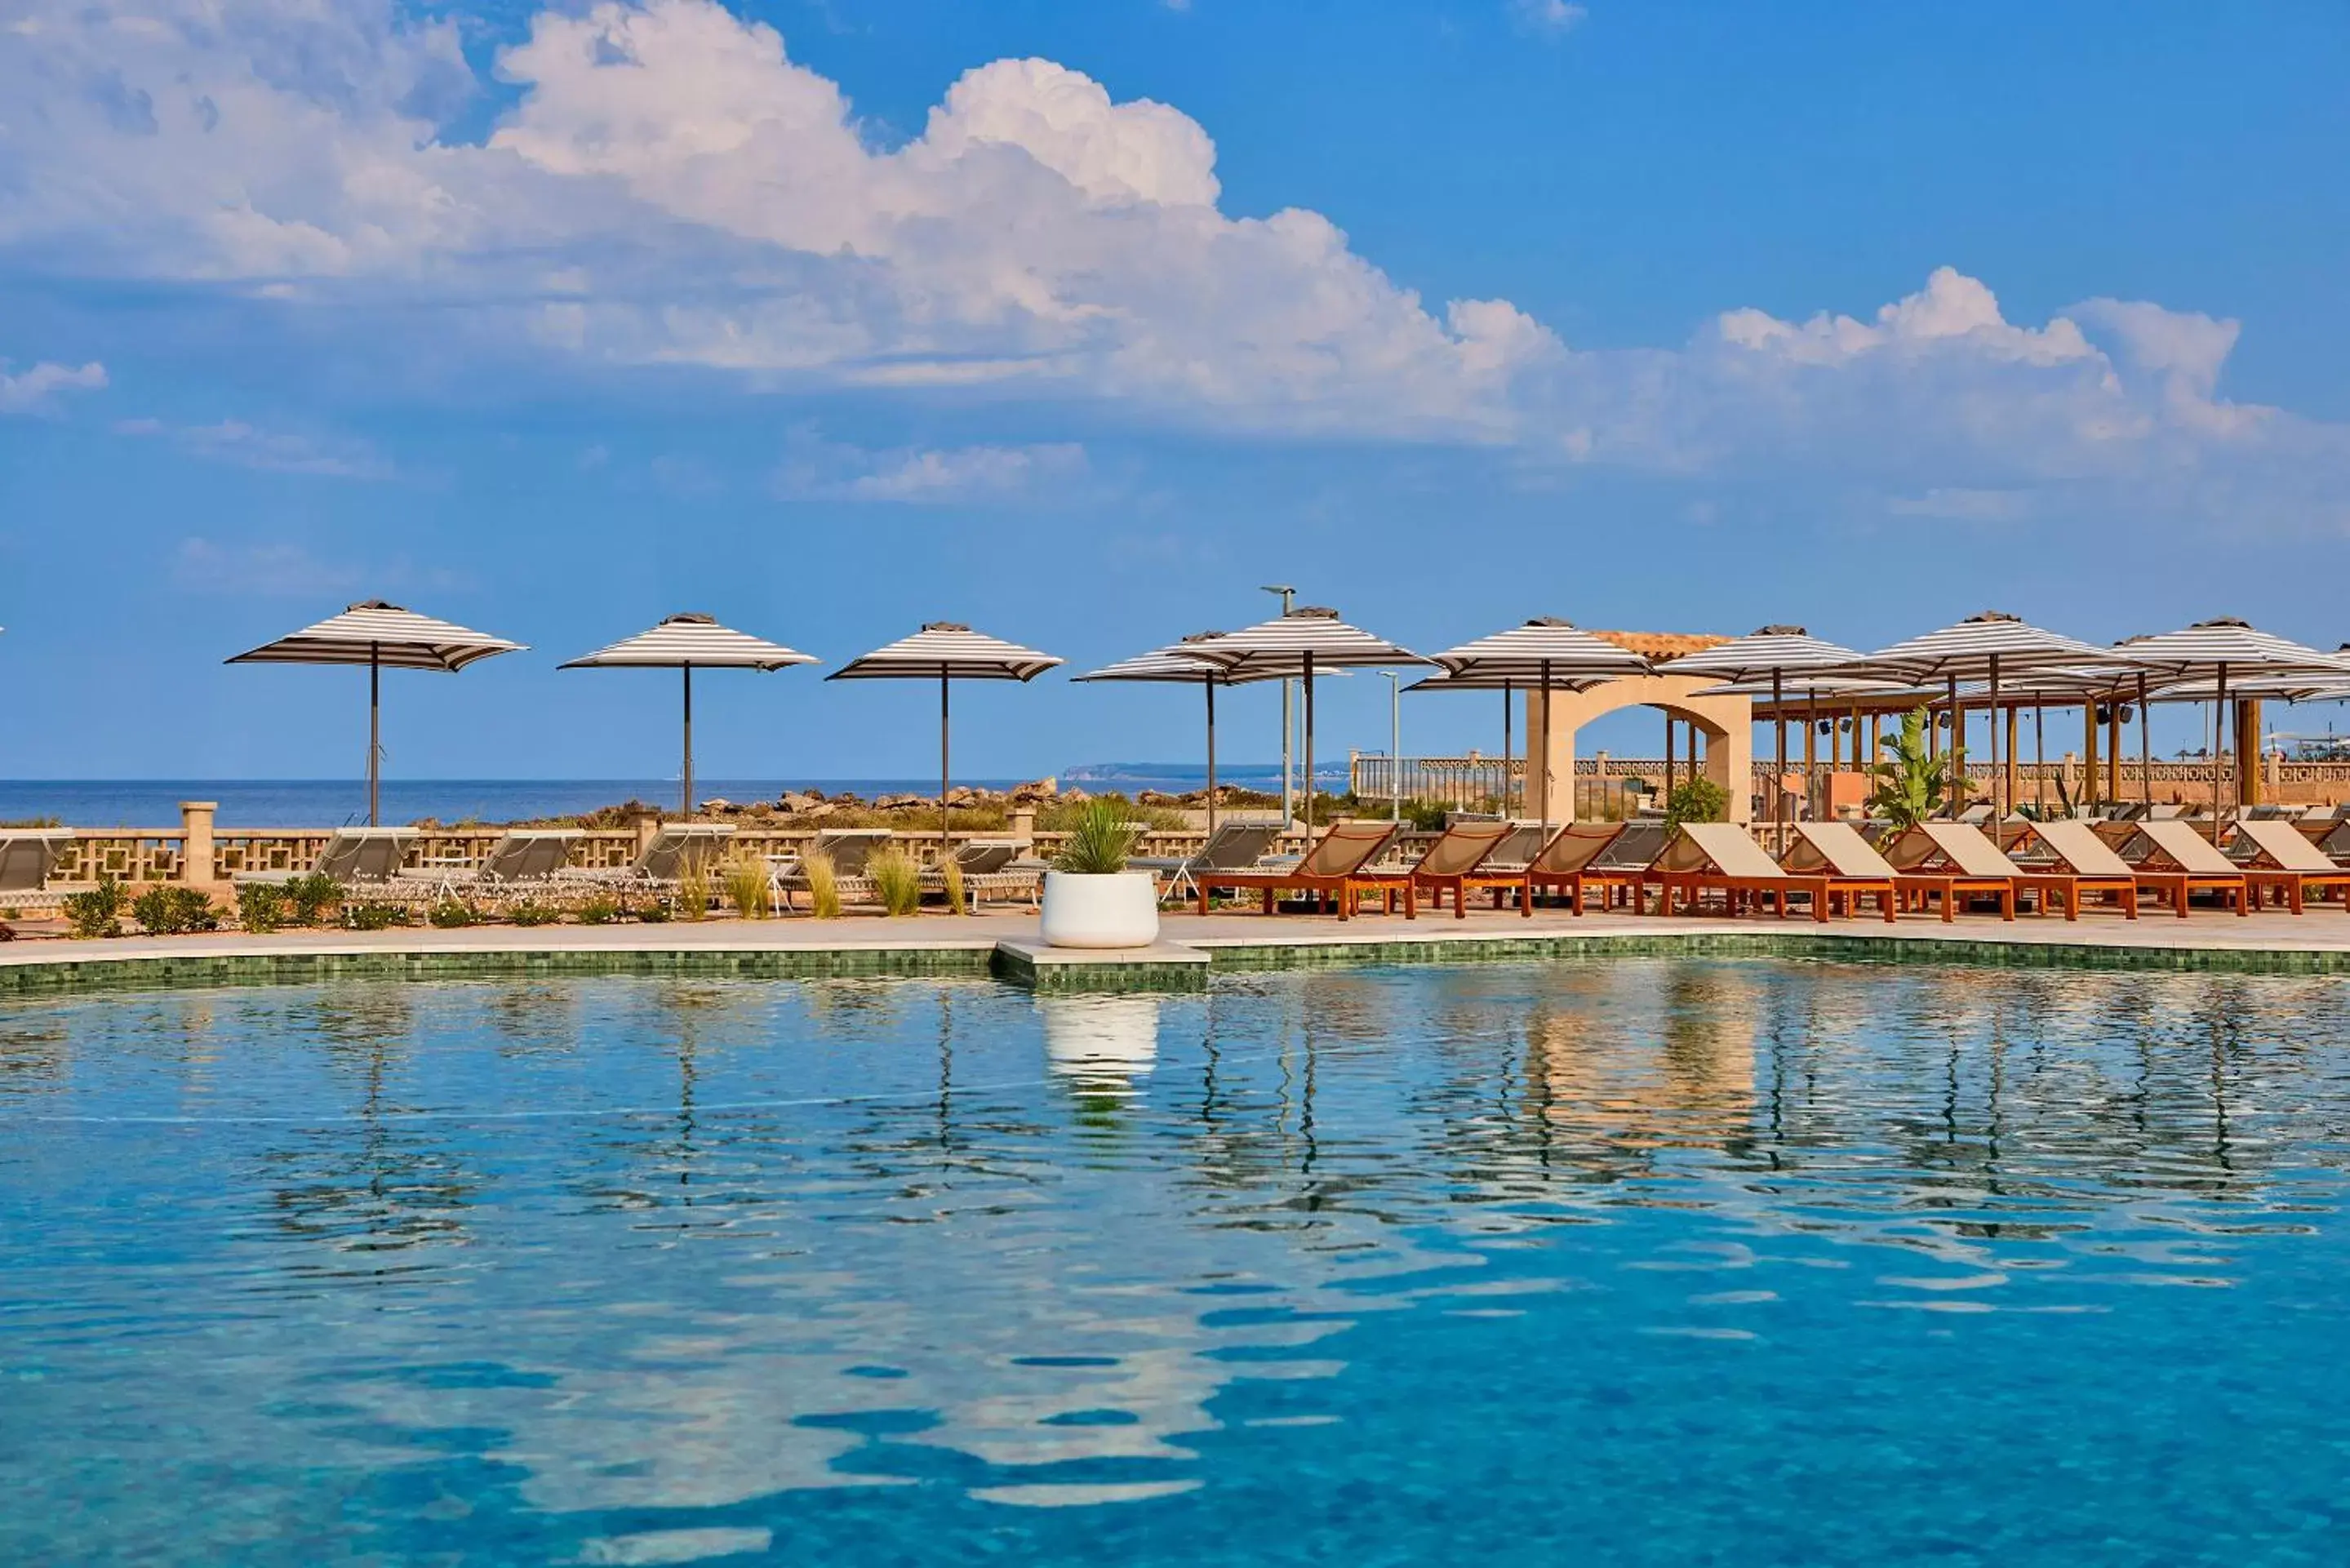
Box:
509;900;562;926
633;899;672;924
868;846;922;916
676;862;711;922
722;859;770;920
62;877;127;939
284;873;340;926
344;902;410;931
427;898;477;928
1051;799;1140;876
236;882;289;933
800;849;842;919
1664;777;1730;830
131;885;220;935
577;895;621;926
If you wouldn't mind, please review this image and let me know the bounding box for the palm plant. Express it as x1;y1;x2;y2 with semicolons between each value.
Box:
1868;707;1964;829
1052;799;1140;875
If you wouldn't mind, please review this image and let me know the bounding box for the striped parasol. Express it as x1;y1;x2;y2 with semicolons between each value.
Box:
1073;633;1304;835
1658;627;1863;849
1424;619;1651;839
1182;609;1426;828
829;624;1062;846
562;614;819;817
1403;664;1617;826
1834;612;2130;822
227;600;526;825
2107;619;2350;822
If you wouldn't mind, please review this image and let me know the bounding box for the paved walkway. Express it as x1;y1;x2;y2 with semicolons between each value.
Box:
7;902;2350;977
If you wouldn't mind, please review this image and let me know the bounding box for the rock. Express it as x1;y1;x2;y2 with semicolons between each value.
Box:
779;790;828;814
700;797;737;814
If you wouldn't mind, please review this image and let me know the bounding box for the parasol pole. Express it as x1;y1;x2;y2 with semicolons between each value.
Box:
1302;650;1317;832
368;642;381;827
1538;660;1553;846
1946;674;1961;820
1988;653;2001;824
1205;676;1218;837
2139;672;2152;807
1503;680;1513;817
681;663;694;819
2034;702;2046;815
940;664;952;851
1772;667;1786;854
2215;662;2229;828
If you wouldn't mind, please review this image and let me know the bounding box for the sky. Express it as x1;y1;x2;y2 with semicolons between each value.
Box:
4;0;2349;782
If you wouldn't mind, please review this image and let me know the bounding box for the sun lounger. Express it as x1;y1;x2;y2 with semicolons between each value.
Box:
234;826;420;888
557;823;735;894
1517;824;1641;913
0;828;78;915
2013;819;2227;920
1352;820;1519;918
1196;820;1404;918
1881;821;2135;921
922;837;1046;909
2222;819;2350;913
1482;820;1553;873
769;827;894;910
1128;821;1285;902
1778;822;1901;922
2115;820;2255;917
1652;823;1836;922
398;828;584;902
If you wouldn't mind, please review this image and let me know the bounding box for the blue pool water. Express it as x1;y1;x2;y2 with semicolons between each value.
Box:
6;960;2350;1564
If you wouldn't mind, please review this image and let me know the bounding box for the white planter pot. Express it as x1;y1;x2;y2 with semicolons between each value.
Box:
1040;871;1161;949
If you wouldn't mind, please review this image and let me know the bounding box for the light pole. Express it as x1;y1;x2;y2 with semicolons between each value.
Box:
1383;670;1401;821
1260;584;1295;821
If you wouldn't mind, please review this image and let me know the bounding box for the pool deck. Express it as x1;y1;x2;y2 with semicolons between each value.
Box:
7;903;2350;994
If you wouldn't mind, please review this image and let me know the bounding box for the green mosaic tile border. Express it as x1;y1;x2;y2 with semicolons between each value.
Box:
0;944;994;997
990;948;1211;994
1202;931;2350;976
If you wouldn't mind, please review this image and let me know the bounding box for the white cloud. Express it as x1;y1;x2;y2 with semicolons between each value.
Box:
2;1;2345;530
775;429;1087;504
1511;1;1588;37
115;417;390;478
0;358;107;414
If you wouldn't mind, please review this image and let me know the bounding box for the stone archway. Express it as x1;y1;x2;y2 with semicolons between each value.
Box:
1522;675;1754;824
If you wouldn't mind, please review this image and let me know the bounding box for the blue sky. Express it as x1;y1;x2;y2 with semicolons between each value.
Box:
5;0;2348;781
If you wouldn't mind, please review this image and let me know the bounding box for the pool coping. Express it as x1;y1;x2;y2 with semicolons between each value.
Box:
8;915;2350;997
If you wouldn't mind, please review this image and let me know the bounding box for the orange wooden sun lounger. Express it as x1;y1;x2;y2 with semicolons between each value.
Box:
1195;820;1404;919
2012;820;2228;920
2113;820;2254;917
2231;819;2350;913
1881;821;2136;921
1778;822;1901;922
1522;823;1659;914
1353;819;1519;918
1650;823;1834;922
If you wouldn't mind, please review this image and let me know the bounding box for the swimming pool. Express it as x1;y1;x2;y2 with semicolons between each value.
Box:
6;959;2348;1564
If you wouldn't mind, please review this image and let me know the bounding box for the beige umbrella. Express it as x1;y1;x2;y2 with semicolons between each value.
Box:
1073;633;1308;835
561;614;820;818
828;623;1062;846
1182;608;1427;828
227;599;525;825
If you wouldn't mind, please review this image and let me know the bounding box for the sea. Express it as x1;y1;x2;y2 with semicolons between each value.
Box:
0;766;1317;828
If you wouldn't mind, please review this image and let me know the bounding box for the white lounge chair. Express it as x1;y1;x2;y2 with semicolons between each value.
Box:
0;828;78;914
1129;820;1286;903
234;827;419;888
398;828;584;903
557;823;735;894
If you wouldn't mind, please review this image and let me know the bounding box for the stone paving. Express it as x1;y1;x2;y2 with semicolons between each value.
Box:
8;900;2350;997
